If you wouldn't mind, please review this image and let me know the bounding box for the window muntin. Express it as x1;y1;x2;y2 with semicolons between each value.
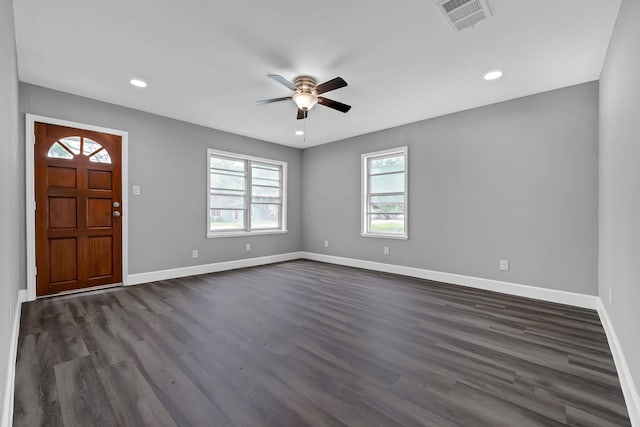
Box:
208;149;286;236
362;147;408;238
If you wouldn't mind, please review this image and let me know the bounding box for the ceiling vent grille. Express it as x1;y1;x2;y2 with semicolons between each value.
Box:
437;0;492;32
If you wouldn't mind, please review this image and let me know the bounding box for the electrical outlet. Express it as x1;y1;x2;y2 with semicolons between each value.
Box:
246;243;251;252
383;246;390;255
324;240;329;248
192;249;198;259
609;288;613;304
132;185;141;195
499;259;509;271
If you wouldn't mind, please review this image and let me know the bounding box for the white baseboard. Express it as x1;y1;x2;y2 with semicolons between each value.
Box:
126;252;305;285
301;252;599;309
597;299;640;426
126;251;597;309
1;289;27;427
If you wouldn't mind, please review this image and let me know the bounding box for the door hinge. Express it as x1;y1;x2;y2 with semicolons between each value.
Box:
33;133;36;145
34;266;37;276
33;200;36;211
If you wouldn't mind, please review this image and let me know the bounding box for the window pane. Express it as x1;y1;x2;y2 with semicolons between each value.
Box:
210;173;245;191
89;148;112;164
370;172;404;193
211;157;245;172
47;142;73;159
210;168;245;177
210;195;245;209
369;155;404;175
252;165;280;180
370;195;404;204
252;185;280;198
370;195;404;213
210;209;244;230
83;138;102;155
368;214;405;234
369;203;404;213
251;204;280;229
252;178;280;187
60;137;81;154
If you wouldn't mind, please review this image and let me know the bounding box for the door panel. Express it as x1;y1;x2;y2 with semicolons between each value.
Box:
48;167;76;187
87;170;112;190
35;122;122;296
87;198;112;227
88;236;113;278
49;238;77;283
49;198;77;229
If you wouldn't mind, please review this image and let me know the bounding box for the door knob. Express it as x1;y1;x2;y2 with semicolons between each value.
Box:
113;202;120;208
112;211;121;217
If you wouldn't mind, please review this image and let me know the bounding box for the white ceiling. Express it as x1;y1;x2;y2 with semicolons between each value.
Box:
13;0;621;148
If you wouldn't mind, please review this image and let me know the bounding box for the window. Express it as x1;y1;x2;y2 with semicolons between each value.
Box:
207;149;287;237
361;146;408;239
47;136;112;163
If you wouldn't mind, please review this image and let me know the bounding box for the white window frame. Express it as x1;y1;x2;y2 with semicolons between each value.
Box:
361;146;408;239
207;148;287;238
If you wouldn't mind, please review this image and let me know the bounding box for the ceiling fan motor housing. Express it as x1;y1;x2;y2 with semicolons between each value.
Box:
294;76;317;94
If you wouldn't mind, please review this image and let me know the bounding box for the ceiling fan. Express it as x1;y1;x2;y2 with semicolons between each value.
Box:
257;74;351;120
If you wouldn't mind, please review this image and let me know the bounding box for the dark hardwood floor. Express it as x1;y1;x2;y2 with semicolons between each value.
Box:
14;260;631;426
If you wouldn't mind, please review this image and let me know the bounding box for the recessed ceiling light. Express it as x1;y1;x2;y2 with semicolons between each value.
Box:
484;70;503;81
295;130;304;136
130;79;148;88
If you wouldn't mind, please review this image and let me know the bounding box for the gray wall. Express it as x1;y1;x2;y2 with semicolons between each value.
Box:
19;83;303;279
17;82;600;296
0;0;21;416
303;82;599;295
599;0;640;388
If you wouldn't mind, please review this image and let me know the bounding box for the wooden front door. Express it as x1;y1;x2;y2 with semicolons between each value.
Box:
35;123;122;296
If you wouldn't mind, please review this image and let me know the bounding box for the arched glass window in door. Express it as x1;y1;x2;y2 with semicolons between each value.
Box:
47;136;112;163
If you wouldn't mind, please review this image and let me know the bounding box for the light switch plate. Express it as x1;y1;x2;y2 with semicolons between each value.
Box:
499;259;509;271
132;185;141;195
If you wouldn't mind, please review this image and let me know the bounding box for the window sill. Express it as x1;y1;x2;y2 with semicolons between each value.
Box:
207;230;288;239
360;233;408;240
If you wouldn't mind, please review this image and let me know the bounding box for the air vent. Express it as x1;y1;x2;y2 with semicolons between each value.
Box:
437;0;492;32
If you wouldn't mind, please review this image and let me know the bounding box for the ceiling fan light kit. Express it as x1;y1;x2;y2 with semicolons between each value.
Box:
293;92;317;111
258;74;351;120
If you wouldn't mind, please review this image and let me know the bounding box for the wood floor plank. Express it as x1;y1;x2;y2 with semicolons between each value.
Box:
129;339;230;426
14;260;632;426
12;334;64;427
97;359;178;427
54;356;119;427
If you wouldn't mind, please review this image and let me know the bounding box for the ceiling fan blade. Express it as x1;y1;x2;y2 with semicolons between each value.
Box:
317;97;351;113
297;109;308;120
268;74;297;91
256;96;292;105
315;77;347;95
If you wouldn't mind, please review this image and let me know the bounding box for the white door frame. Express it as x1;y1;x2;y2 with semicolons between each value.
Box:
25;114;129;301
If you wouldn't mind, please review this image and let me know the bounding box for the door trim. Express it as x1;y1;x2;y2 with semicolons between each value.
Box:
25;114;129;301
